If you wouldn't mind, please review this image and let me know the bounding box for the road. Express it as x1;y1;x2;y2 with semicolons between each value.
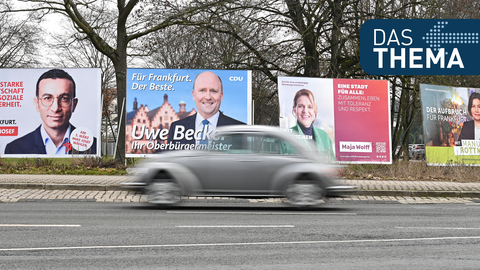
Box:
1;201;480;269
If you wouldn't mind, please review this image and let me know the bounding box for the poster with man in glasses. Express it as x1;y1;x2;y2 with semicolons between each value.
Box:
0;68;101;157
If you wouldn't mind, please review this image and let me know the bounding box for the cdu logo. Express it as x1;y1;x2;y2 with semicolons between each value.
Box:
229;76;243;81
360;19;480;75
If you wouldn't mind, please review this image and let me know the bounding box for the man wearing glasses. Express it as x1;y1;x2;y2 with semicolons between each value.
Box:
4;69;97;155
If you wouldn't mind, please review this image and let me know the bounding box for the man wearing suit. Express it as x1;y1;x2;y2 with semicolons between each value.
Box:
167;71;245;148
4;69;97;155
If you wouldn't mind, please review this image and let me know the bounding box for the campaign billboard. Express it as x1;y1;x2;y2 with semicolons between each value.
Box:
0;68;101;157
126;69;251;157
420;83;480;165
278;77;391;164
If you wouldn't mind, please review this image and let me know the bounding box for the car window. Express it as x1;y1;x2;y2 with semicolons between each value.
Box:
248;135;299;155
210;134;248;154
210;134;299;155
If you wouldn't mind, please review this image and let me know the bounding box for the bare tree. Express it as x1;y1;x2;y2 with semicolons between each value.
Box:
0;3;42;68
142;25;242;69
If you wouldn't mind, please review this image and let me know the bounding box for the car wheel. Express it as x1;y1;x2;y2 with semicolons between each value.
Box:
145;181;181;205
285;181;324;207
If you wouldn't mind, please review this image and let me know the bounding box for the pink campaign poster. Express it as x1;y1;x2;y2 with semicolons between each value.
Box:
333;79;391;163
278;77;391;164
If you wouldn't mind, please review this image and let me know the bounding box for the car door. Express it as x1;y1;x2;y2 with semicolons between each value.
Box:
202;133;301;195
246;134;303;192
201;133;266;194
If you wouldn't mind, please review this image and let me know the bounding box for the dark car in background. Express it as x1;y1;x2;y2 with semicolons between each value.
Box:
123;125;354;208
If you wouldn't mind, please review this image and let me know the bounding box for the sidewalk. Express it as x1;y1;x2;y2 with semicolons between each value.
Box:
1;174;480;198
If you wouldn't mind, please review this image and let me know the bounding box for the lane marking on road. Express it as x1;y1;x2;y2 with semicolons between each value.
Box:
167;211;356;215
2;236;480;252
397;226;480;230
0;224;81;227
175;225;295;228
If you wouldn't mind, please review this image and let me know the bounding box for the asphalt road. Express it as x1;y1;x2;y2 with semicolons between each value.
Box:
1;201;480;269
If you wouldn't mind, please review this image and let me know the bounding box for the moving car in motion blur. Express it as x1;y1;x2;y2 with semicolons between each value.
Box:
123;125;354;207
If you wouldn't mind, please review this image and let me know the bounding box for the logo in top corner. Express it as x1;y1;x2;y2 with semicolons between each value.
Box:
229;76;244;81
360;19;480;75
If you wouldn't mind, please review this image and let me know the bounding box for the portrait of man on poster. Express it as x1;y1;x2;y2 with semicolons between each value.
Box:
4;69;97;155
167;71;245;147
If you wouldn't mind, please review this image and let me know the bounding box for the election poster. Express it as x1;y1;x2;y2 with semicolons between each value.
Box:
126;69;251;157
0;68;102;157
420;83;480;165
278;77;391;164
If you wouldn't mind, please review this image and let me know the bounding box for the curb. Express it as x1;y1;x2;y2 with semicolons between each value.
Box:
2;183;480;198
0;183;125;191
355;190;480;198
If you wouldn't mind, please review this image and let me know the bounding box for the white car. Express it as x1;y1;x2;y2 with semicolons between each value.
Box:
409;144;425;160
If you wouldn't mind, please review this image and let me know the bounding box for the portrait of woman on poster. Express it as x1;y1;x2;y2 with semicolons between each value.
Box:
458;91;480;145
290;89;335;161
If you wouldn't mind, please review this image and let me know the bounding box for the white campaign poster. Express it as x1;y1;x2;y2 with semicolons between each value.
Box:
0;68;101;157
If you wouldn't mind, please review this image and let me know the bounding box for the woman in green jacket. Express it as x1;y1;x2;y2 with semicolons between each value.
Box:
291;89;335;161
